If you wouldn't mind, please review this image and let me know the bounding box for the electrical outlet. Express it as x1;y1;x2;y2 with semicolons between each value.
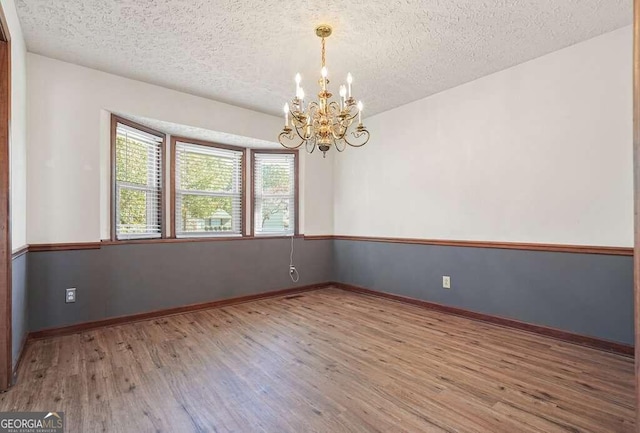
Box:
442;276;451;289
66;288;76;303
289;265;296;275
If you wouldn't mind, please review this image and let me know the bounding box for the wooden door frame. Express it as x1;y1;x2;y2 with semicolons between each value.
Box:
0;4;11;391
635;0;640;427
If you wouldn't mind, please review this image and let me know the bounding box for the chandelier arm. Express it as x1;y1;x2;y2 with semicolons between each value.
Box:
334;137;347;152
293;122;314;141
278;130;305;149
330;124;347;141
337;112;355;127
306;103;320;125
343;128;370;148
337;114;353;126
291;110;307;128
344;105;359;122
331;114;353;138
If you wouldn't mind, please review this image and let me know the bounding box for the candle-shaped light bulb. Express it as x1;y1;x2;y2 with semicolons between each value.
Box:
357;100;363;124
320;67;328;91
347;73;353;97
295;73;301;96
284;103;290;127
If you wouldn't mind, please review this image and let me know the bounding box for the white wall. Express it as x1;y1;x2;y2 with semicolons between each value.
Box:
334;26;633;247
2;0;27;249
27;26;630;246
27;53;274;243
27;54;333;243
302;150;334;235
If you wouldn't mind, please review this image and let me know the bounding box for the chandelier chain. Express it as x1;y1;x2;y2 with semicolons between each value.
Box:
321;37;326;67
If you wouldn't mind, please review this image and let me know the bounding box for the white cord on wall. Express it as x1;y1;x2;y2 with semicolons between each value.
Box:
289;234;300;283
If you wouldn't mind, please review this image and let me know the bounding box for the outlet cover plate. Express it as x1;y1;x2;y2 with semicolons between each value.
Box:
442;276;451;289
66;288;76;303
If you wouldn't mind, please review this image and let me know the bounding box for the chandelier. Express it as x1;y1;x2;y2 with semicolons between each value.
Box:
278;25;370;157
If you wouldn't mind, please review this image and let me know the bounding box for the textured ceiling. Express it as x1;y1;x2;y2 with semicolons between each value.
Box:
116;113;280;149
17;0;631;117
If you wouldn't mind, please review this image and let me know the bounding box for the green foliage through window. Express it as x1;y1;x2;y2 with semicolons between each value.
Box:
116;136;149;185
118;188;150;233
176;144;243;235
261;164;290;195
180;195;235;232
180;151;234;192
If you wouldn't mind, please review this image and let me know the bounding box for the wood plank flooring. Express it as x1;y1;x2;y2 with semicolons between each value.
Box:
0;287;635;432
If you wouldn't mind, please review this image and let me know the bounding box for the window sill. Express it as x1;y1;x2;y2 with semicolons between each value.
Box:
253;234;299;238
176;234;243;239
115;236;163;241
101;234;304;246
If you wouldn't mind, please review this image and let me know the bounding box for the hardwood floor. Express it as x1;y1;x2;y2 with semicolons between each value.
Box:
0;287;635;432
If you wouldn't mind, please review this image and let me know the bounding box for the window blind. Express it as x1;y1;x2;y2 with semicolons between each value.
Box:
253;152;296;235
175;141;244;237
114;122;163;240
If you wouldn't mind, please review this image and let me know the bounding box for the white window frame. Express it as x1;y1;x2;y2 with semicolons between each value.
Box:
172;138;246;238
111;116;165;241
251;150;298;237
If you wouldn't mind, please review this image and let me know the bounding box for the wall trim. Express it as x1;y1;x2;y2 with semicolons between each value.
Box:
28;282;330;339
330;235;633;256
334;282;634;357
29;242;102;252
303;235;334;240
25;236;632;255
10;245;27;259
25;235;325;251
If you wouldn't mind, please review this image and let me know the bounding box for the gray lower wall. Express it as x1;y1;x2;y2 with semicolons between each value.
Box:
333;240;634;345
28;238;332;332
24;237;634;346
11;252;28;369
